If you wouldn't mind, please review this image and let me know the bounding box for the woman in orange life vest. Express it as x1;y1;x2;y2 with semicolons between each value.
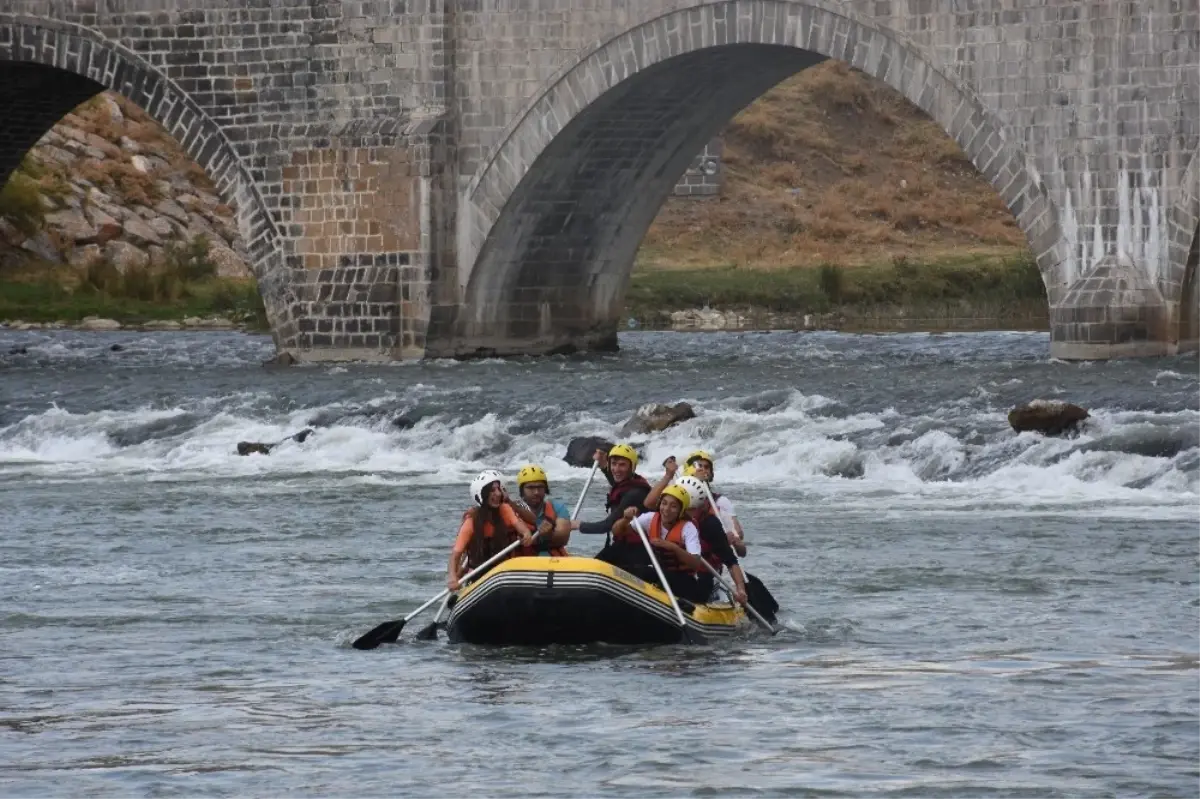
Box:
514;464;571;556
608;483;710;604
446;470;534;592
569;443;652;563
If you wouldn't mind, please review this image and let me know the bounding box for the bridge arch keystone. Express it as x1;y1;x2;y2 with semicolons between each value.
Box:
449;0;1062;356
0;16;290;338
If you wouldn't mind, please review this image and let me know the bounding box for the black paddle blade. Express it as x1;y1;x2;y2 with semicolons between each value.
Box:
351;619;405;650
413;621;442;641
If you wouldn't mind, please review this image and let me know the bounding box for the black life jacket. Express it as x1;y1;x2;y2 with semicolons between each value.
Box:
605;472;651;511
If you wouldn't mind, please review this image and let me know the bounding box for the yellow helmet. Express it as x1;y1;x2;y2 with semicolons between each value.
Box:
660;484;691;512
683;463;700;478
517;464;549;490
608;443;639;470
686;449;714;467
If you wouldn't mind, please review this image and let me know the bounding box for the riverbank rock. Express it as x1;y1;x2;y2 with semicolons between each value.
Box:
620;402;696;436
1008;400;1090;436
0;93;254;280
669;308;748;330
78;316;121;331
564;436;617;468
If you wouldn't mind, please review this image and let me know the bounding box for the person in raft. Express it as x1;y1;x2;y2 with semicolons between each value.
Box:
683;449;747;556
568;443;652;564
609;483;710;604
684;452;780;621
446;470;534;591
514;464;572;556
674;474;750;606
639;459;749;607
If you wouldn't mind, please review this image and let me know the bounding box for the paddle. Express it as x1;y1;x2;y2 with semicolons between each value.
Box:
629;515;695;642
236;428;314;456
696;557;779;635
698;479;742;547
411;462;601;641
351;531;538;650
696;479;780;630
414;593;453;641
571;462;600;520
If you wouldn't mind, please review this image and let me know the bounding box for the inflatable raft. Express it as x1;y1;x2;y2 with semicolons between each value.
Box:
445;556;748;646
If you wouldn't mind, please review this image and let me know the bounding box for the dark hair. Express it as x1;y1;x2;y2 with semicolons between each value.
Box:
466;502;514;569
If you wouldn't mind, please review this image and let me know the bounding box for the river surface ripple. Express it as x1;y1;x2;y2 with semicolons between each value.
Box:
1;329;1197;797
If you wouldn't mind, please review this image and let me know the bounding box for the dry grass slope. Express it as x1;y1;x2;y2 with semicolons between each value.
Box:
638;61;1032;271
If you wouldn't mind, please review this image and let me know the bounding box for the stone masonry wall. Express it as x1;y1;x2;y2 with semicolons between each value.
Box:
454;0;1197;359
673;137;724;197
456;0;1197;296
1;1;442;359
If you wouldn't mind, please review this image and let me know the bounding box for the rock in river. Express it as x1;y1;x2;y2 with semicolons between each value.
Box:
563;436;616;468
1008;400;1090;436
619;402;696;436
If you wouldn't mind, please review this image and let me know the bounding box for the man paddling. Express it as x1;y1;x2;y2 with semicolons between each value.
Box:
514;464;571;556
569;443;652;566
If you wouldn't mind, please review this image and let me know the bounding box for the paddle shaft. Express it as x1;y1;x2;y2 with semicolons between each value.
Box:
696;557;777;634
630;516;690;629
570;462;599;521
429;592;452;624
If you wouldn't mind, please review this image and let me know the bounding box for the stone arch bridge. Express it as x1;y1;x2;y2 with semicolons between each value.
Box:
1;1;1196;361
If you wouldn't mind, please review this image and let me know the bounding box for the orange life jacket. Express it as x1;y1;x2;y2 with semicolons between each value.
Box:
459;513;520;572
524;500;568;558
648;512;696;573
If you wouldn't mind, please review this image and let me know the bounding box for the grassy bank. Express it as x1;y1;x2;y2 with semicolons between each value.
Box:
0;277;267;328
626;253;1049;330
0;244;268;329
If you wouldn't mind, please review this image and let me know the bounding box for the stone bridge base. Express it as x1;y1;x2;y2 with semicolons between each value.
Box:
270;254;1189;364
1049;254;1181;360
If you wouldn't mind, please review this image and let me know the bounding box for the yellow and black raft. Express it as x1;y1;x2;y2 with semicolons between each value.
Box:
445;555;749;646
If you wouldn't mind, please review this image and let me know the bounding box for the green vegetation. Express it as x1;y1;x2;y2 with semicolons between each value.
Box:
625;253;1048;328
0;159;53;237
0;236;267;328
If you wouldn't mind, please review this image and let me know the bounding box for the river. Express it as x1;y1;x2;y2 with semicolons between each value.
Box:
1;328;1196;797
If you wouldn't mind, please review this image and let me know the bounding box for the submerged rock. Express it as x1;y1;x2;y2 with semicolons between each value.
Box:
619;401;696;436
235;428;314;456
1008;400;1090;436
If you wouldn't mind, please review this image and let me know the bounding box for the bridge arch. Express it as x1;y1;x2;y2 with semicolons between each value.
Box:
456;0;1064;353
0;16;290;329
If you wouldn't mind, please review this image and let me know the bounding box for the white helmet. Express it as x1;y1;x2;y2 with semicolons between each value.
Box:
470;469;505;506
674;475;709;508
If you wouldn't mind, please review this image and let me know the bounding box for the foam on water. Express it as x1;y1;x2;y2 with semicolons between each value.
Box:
1;384;1194;518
